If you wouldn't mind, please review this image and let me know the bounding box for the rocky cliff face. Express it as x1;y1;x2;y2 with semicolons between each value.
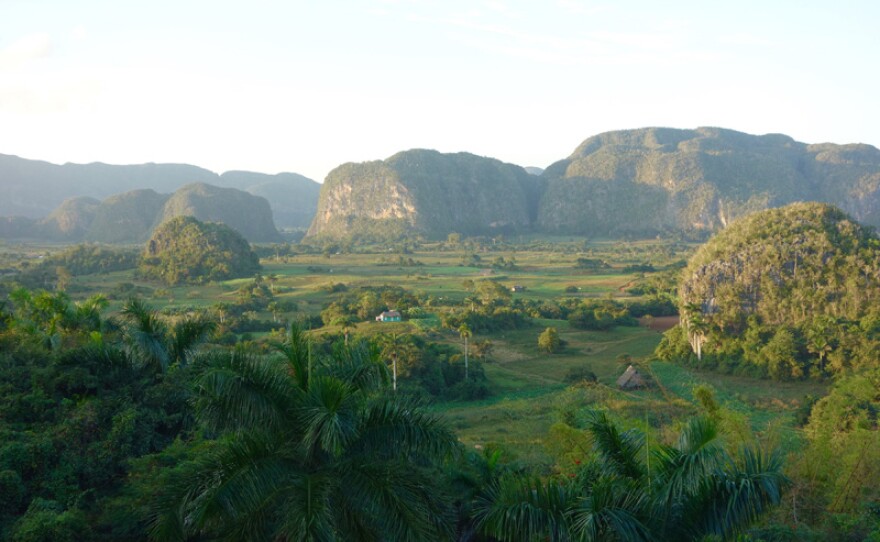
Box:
307;150;537;240
538;127;880;236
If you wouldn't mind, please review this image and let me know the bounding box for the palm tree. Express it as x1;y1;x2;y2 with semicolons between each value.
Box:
150;328;458;541
267;273;279;294
212;301;229;325
473;413;786;541
267;301;280;323
459;323;472;380
332;314;357;345
379;332;404;392
9;288;72;350
683;302;709;360
120;298;215;373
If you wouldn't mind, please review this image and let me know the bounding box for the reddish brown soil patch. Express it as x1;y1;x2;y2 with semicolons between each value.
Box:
639;315;679;332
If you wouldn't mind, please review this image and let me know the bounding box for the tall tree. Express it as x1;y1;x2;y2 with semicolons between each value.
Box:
459;323;472;380
119;298;214;373
474;414;786;541
150;339;458;541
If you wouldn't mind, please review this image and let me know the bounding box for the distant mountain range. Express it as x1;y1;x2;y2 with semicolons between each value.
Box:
1;183;281;243
4;127;880;244
0;154;320;229
308;127;880;240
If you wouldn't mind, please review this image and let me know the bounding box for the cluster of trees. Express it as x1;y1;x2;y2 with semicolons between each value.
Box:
524;296;675;330
320;284;422;326
370;331;489;400
0;293;213;539
10;244;139;291
439;280;531;333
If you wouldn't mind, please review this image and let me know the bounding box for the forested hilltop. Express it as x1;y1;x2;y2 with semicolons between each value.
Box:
659;202;880;379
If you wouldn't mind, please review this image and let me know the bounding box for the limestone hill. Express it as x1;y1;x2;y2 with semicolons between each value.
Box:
307;149;538;240
538;127;880;236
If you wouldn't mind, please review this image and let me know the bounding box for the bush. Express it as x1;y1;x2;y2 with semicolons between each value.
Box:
564;366;597;384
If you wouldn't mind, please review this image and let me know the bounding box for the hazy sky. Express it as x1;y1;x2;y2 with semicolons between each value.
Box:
1;0;878;182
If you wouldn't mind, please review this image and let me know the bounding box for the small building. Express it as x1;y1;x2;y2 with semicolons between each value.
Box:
511;285;526;292
375;310;402;322
616;365;648;390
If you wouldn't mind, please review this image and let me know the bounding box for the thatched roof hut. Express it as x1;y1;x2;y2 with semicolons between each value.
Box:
616;365;647;390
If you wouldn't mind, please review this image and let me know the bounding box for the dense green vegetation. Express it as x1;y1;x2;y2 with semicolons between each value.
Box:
12;244;139;291
660;203;880;380
0;233;878;540
139;216;261;285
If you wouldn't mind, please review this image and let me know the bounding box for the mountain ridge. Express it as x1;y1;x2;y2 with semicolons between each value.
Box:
0;153;320;229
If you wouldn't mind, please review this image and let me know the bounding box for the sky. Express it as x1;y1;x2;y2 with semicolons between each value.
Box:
1;0;878;182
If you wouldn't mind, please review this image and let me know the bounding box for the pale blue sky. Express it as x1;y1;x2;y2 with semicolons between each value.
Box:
1;0;878;182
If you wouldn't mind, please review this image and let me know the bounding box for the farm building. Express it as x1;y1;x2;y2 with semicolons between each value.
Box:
375;310;402;322
616;365;647;390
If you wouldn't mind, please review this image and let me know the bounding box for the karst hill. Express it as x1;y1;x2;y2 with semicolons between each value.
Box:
306;149;541;240
307;127;880;240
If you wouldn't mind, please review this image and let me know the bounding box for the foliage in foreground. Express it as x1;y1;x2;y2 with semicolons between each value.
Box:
149;326;459;541
473;412;787;541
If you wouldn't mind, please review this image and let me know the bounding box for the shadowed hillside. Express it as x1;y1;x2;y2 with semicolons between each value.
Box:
0;154;319;229
538;127;880;236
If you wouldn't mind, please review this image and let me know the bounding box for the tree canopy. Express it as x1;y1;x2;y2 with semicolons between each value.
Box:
139;216;260;285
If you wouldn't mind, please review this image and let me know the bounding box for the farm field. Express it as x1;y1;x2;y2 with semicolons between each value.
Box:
42;238;826;470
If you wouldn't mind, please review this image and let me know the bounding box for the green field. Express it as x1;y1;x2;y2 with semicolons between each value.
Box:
11;238;825;470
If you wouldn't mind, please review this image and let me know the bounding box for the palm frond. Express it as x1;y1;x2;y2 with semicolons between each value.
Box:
681;445;787;541
335;459;455;542
474;474;576;542
355;396;458;460
586;411;646;480
328;340;389;392
272;321;313;390
571;476;653;542
149;432;300;541
653;416;726;513
300;375;360;458
193;349;300;435
168;316;215;366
